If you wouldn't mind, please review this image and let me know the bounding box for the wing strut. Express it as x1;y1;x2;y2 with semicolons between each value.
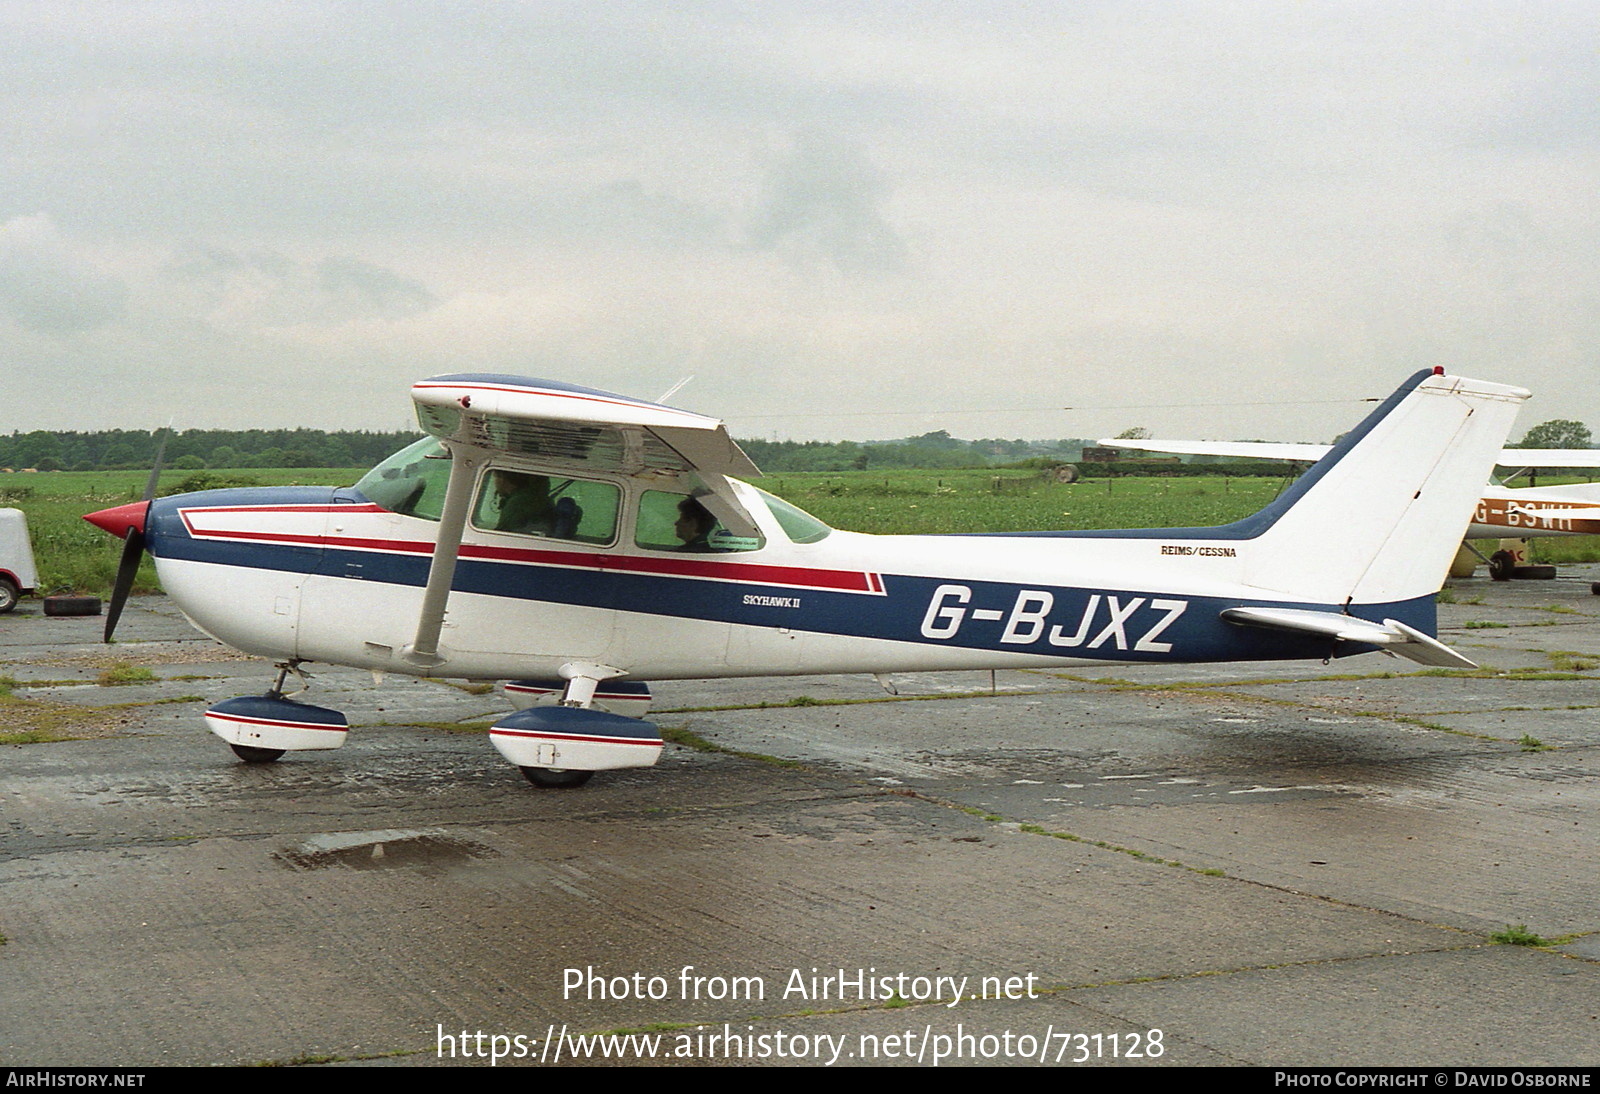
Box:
405;446;482;668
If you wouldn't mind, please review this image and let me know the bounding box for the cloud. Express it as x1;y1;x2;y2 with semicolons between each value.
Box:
0;4;1596;439
0;214;128;334
162;246;435;327
747;133;908;274
316;256;437;320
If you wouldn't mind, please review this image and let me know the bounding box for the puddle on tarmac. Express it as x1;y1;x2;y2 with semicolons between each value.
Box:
277;827;494;871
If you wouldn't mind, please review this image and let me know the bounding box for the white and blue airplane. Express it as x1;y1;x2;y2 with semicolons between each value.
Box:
85;368;1527;787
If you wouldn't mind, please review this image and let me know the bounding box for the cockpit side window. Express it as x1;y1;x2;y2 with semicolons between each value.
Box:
472;470;620;545
355;437;452;521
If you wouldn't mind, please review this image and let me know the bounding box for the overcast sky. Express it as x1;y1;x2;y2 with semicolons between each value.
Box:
2;1;1596;445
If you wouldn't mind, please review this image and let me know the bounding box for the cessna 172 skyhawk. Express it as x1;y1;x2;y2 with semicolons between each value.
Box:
1099;437;1600;577
85;368;1525;787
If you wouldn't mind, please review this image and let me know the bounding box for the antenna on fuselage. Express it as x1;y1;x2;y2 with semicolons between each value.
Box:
656;375;695;404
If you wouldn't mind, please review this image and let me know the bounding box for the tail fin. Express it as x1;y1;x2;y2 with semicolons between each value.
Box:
1238;368;1527;605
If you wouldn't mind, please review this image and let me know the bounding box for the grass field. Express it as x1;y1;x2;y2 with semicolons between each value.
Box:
759;468;1293;534
3;465;1597;597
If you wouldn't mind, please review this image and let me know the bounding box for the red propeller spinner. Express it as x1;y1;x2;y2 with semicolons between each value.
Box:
83;501;149;540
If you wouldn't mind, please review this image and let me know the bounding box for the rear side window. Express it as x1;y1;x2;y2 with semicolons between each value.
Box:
635;491;762;553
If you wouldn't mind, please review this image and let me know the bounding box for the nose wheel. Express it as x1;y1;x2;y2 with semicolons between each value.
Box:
205;687;350;762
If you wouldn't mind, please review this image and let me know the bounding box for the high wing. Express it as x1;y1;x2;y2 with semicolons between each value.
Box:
412;373;762;533
404;374;763;665
411;374;759;481
1101;438;1600;469
1500;450;1600;468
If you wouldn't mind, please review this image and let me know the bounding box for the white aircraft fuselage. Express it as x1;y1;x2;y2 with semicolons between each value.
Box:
95;368;1529;688
145;481;1400;682
1471;483;1600;539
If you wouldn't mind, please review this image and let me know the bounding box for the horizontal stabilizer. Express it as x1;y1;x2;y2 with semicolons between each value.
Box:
1102;439;1600;470
1501;450;1600;469
1098;438;1330;461
1220;607;1476;669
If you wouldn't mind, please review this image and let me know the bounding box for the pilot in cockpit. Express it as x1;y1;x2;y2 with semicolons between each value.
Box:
486;470;553;534
673;496;720;552
482;470;583;539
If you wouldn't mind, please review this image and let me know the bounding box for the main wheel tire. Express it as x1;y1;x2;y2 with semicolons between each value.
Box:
230;744;286;763
0;577;17;614
1488;550;1515;582
1510;564;1557;580
520;766;593;789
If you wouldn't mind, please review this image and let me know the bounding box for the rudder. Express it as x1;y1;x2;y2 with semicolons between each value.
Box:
1238;369;1528;605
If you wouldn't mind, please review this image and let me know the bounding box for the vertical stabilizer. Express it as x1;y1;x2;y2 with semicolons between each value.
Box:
1240;370;1527;605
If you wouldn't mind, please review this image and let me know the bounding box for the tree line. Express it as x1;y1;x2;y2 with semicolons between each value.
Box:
740;431;1077;472
2;427;1079;474
4;419;1588;475
0;428;419;473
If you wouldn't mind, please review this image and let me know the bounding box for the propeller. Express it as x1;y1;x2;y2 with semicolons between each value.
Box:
100;432;168;642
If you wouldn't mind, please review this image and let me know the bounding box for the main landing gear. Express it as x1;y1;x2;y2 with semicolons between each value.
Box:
520;767;594;789
200;662;663;788
1488;549;1556;582
490;672;662;788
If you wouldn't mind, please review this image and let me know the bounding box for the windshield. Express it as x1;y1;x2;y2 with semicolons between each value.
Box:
354;437;451;521
756;488;832;544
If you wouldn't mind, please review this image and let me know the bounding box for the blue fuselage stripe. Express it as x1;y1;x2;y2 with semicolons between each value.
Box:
147;491;1432;665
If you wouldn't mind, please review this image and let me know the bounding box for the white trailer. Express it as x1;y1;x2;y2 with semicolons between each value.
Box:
0;508;39;612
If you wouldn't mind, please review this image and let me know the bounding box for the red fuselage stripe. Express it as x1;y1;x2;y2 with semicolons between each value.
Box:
178;507;882;593
207;712;347;732
489;728;663;746
183;504;385;517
